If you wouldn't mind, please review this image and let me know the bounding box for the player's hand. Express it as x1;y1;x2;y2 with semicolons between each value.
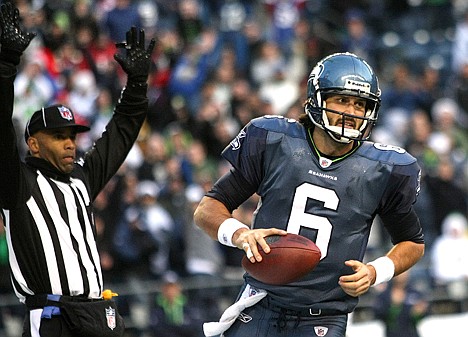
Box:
0;2;36;64
338;260;374;297
234;228;287;263
114;26;155;84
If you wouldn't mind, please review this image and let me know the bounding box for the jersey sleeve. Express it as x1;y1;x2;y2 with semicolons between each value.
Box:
80;84;148;200
220;119;268;189
379;161;421;215
378;161;424;244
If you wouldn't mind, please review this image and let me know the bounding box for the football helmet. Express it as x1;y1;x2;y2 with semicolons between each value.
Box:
304;52;381;143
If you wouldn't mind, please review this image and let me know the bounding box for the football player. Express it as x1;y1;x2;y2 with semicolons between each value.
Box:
194;52;425;337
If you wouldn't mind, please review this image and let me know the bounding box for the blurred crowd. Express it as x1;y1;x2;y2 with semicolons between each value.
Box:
1;0;468;336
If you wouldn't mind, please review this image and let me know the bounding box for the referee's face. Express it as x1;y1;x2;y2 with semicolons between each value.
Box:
28;128;78;174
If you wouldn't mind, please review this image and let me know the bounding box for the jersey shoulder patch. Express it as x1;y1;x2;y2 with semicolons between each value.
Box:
358;142;417;166
250;115;305;138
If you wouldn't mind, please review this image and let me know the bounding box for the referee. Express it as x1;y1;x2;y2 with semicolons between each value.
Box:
0;3;155;336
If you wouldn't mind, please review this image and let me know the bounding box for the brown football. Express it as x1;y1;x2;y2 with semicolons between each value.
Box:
241;233;321;285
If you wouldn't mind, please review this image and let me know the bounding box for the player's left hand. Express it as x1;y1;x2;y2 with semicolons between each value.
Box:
338;260;374;297
114;26;155;84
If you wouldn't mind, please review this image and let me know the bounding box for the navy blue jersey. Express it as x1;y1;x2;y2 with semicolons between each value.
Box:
219;116;422;313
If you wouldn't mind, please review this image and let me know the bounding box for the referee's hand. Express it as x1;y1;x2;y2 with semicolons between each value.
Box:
0;2;36;65
114;26;156;84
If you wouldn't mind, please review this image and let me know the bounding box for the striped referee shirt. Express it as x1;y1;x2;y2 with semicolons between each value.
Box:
0;65;148;303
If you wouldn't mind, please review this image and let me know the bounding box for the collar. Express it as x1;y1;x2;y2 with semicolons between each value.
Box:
307;128;360;168
25;156;72;183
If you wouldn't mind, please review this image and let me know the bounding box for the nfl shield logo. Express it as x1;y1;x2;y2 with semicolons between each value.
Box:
314;326;329;336
319;156;332;168
105;306;116;330
58;106;73;121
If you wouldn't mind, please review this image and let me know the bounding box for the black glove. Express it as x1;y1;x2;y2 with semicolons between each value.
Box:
0;2;36;65
114;26;155;84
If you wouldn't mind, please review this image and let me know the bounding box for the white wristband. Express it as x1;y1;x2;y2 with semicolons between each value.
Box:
367;256;395;286
217;218;249;247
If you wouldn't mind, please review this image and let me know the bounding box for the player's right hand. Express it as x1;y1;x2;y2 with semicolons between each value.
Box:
234;228;287;263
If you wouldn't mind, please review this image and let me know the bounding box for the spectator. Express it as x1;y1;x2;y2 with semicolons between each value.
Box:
148;272;202;337
113;180;174;278
405;110;439;175
451;62;468;126
84;30;121;100
215;0;252;74
257;64;300;115
431;212;468;286
168;30;216;115
69;0;99;41
66;68;99;125
88;87;115;141
184;184;224;323
103;0;142;43
13;58;56;130
41;9;70;54
374;270;428;337
425;157;468;236
340;8;377;67
184;184;223;278
380;62;422;117
186;139;219;184
263;0;307;60
451;9;468;73
176;0;204;47
137;132;170;184
113;182;158;279
429;97;468;160
250;40;286;87
416;66;443;117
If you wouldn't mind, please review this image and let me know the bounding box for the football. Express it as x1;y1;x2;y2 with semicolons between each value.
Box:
241;233;321;285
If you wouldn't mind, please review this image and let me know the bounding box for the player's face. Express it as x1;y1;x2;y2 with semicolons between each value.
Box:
324;95;366;131
29;128;78;174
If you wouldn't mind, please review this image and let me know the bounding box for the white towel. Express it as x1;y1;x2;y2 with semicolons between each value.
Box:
203;285;267;337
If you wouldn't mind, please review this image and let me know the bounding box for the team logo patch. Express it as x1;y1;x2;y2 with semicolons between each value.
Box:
105;306;116;330
58;106;73;121
314;326;328;336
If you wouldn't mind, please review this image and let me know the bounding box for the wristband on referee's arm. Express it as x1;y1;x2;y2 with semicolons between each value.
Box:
367;256;395;286
217;218;249;247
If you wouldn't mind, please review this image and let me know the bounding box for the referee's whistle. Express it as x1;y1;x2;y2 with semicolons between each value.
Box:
102;289;119;300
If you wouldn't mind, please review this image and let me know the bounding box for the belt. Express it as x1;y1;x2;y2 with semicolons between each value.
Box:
25;294;103;309
260;297;345;317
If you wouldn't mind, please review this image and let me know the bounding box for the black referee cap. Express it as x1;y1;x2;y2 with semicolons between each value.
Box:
24;104;90;143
